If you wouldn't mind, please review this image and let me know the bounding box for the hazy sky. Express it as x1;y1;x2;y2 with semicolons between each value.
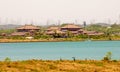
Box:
0;0;120;25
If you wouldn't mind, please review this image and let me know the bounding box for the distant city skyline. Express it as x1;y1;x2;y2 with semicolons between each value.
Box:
0;0;120;25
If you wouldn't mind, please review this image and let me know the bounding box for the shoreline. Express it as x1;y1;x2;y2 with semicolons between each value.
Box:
0;38;120;43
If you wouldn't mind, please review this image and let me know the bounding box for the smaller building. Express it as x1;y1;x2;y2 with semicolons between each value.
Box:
46;26;59;31
45;26;60;34
11;32;27;36
11;25;40;36
17;25;40;32
83;30;104;36
46;30;65;35
61;24;83;35
45;26;65;37
0;33;7;36
61;24;82;31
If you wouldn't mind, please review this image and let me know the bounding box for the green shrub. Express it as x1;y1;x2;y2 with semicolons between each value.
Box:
4;57;11;62
103;52;112;61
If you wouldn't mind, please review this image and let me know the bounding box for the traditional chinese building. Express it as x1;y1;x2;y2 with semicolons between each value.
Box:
45;26;65;35
11;25;40;36
61;24;83;35
83;30;104;36
17;25;40;32
61;24;81;31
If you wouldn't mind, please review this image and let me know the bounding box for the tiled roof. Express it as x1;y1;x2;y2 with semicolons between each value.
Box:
88;32;104;35
83;30;104;35
46;30;54;34
61;24;81;29
11;32;27;36
17;25;39;30
46;30;65;34
47;26;59;30
55;30;65;34
70;31;79;34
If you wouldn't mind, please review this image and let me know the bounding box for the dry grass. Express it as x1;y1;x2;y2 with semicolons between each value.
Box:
0;60;120;72
1;38;120;43
0;38;84;43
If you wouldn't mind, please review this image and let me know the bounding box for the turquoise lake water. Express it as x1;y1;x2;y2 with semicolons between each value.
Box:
0;41;120;60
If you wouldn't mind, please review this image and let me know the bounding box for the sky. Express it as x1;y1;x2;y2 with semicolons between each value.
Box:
0;0;120;25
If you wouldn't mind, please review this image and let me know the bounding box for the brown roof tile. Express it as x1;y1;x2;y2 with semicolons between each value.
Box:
46;30;65;34
55;30;65;34
47;26;60;30
17;25;40;30
61;24;81;29
11;32;27;36
46;30;55;34
70;31;79;34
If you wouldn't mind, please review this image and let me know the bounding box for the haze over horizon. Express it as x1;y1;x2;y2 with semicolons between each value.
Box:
0;0;120;25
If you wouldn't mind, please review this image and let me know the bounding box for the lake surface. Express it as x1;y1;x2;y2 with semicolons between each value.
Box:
0;41;120;61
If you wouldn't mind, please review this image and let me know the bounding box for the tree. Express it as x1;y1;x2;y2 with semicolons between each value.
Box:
4;57;11;62
103;52;112;61
66;30;73;38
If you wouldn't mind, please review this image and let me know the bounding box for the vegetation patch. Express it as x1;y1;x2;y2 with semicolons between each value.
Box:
0;59;120;72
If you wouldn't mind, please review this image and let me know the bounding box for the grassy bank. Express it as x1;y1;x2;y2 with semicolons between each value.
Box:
0;38;84;43
0;38;120;43
0;59;120;72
